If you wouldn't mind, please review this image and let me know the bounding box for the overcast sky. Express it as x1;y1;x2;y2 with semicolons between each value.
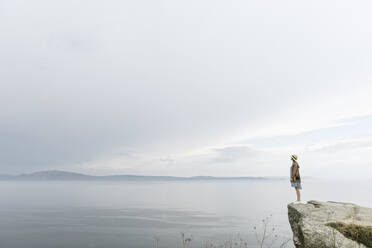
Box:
1;0;372;178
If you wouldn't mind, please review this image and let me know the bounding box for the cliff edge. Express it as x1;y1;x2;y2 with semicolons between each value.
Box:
288;200;372;248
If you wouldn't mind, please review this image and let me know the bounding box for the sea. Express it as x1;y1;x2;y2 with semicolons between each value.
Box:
0;178;371;248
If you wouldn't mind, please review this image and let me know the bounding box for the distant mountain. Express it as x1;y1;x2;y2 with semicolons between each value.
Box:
0;170;284;181
0;170;94;181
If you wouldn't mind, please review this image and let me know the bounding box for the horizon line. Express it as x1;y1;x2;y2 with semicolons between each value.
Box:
0;169;296;179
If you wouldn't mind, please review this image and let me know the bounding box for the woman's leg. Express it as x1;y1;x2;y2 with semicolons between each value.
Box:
295;188;301;201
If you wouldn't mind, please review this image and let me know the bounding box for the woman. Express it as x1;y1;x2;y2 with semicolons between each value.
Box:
290;154;302;203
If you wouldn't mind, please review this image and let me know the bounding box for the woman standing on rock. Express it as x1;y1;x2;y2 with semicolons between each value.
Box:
290;154;301;203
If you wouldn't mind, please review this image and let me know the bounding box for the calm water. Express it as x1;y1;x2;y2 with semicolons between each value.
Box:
0;179;371;248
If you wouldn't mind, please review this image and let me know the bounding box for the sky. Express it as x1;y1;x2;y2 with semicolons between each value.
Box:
0;0;372;178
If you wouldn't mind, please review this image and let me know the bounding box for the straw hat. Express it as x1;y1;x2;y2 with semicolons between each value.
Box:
291;154;298;161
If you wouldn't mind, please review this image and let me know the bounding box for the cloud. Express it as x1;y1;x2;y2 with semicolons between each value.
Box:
159;157;176;163
211;146;260;163
0;0;372;175
309;137;372;153
236;115;372;150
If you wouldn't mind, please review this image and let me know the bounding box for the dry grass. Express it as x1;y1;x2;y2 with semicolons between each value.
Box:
326;222;372;247
152;215;292;248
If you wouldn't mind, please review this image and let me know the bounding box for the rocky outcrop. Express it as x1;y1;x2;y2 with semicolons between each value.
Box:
288;200;372;248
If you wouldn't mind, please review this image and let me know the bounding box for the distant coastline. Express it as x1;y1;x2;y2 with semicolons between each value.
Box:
0;170;293;181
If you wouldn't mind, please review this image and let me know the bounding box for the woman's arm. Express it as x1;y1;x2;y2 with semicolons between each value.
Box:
290;165;296;182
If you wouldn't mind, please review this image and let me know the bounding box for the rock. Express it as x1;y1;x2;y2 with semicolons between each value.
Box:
288;200;372;248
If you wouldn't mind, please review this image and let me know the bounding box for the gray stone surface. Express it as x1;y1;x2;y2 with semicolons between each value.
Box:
288;200;372;248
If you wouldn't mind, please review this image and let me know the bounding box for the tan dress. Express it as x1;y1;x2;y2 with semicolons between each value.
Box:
290;161;302;189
